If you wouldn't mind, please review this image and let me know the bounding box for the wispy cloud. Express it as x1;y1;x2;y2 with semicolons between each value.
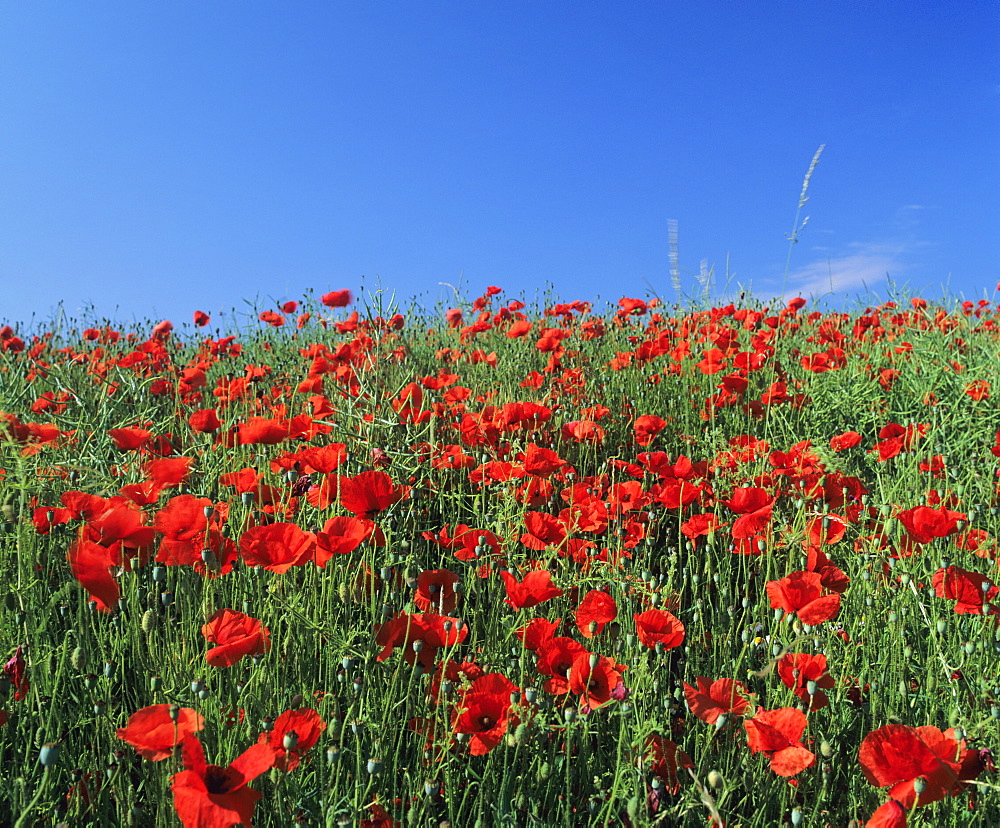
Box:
767;242;909;303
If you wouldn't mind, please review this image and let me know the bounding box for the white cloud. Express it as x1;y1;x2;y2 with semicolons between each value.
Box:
769;242;909;303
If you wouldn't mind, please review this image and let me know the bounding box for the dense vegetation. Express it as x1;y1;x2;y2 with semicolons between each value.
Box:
1;286;998;826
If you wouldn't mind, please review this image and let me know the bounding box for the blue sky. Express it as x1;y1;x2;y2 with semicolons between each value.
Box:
1;2;997;330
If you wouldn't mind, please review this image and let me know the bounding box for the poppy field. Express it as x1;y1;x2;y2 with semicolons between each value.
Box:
1;286;999;827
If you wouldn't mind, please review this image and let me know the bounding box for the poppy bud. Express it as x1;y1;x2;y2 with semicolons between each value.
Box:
282;730;299;751
70;646;87;671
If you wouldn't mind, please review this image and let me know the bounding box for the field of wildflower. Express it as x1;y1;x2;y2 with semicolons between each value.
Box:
1;285;999;827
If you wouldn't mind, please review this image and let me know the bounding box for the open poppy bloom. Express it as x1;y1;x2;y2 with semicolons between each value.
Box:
374;612;468;670
321;289;352;307
500;568;563;609
452;691;517;755
239;522;316;573
414;568;461;614
336;470;410;518
171;734;275;828
633;608;685;650
117;704;205;761
859;724;983;809
575;589;617;638
864;799;908;828
766;570;841;625
314;515;379;564
633;414;667;447
259;708;325;771
202;609;271;668
776;653;835;710
744;706;815;776
895;504;966;548
67;531;121;607
683;676;750;724
568;652;624;710
722;487;776;540
642;734;694;794
931;565;1000;614
535;636;589;695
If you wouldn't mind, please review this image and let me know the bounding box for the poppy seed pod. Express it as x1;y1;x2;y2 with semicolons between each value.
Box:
38;742;60;766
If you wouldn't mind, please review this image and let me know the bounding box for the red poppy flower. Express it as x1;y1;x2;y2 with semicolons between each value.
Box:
864;799;908;828
361;800;401;828
259;708;325;771
239;522;316;573
314;515;377;564
145;456;194;488
452;692;516;755
859;724;983;808
3;645;28;701
414;569;461;614
189;408;222;433
633;414;667;447
321;289;352;307
633;609;685;650
374;612;469;670
722;487;776;540
67;537;120;612
681;512;720;542
642;734;694;794
561;419;605;444
683;677;750;724
575;589;617;638
829;431;863;452
237;417;291;445
515;617;562;651
896;504;966;545
202;609;272;668
155;493;211;550
193;310;210;327
568;653;623;710
535;636;589;694
116;704;205;761
766;570;841;625
776;653;835;710
31;505;73;535
337;471;410;518
744;707;815;776
108;427;153;451
500;569;563;610
932;566;1000;614
171;734;275;828
519;511;568;550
